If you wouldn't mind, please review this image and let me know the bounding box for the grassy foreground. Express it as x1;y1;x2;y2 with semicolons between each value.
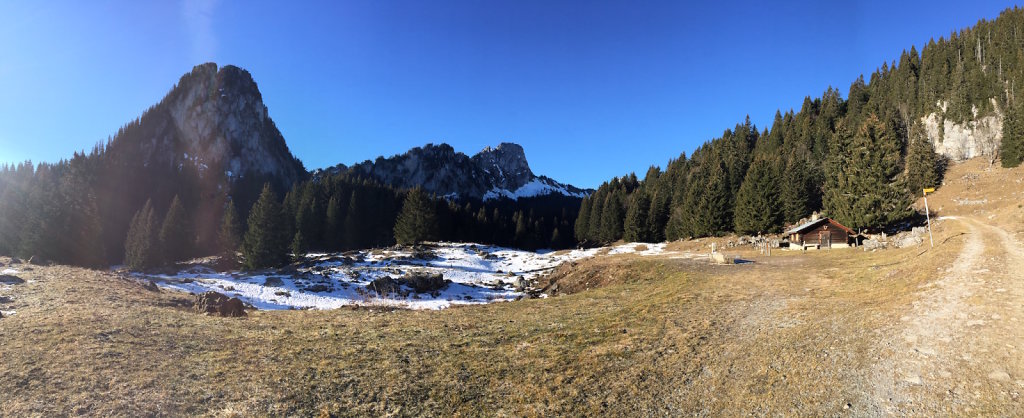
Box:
0;235;964;417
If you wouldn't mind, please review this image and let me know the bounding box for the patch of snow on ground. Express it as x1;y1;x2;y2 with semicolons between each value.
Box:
145;243;603;311
1;268;19;275
608;242;669;256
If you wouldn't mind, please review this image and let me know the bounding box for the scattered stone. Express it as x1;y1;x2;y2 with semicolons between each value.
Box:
193;291;246;317
263;277;284;287
304;284;331;293
274;290;291;297
844;402;852;410
514;276;529;292
988;370;1011;381
0;296;12;304
0;275;25;285
903;374;922;385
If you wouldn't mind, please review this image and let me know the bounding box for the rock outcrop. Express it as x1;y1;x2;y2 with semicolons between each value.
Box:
194;291;246;317
921;99;1003;162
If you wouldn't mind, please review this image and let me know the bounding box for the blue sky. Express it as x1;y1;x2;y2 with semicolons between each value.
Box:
0;1;1017;188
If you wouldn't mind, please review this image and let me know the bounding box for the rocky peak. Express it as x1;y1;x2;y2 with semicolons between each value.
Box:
157;63;304;185
471;142;534;191
337;142;587;201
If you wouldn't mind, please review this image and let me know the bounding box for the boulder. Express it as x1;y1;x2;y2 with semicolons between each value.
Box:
895;234;924;248
399;272;448;293
862;239;886;250
710;252;732;265
0;275;25;285
368;276;403;296
263;277;284;287
193;291;246;317
514;276;529;292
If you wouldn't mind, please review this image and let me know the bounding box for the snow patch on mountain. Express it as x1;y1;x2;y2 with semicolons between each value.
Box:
483;178;589;201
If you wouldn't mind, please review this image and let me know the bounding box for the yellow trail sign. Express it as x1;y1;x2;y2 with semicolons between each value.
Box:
923;188;935;195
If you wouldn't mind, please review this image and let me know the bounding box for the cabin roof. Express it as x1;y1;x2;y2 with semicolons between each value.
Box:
783;217;855;235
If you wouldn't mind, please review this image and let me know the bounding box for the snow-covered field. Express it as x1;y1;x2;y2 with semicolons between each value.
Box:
144;242;679;311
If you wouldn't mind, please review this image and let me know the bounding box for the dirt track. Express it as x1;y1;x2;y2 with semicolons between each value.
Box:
873;216;1024;414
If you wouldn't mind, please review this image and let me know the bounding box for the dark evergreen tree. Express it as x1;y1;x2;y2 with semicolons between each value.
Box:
574;196;592;244
1001;99;1024;168
733;158;783;234
905;123;942;195
159;195;193;264
324;196;343;250
241;184;290;269
393;188;439;245
824;114;913;230
218;200;242;261
623;190;651;242
780;157;816;224
124;199;159;270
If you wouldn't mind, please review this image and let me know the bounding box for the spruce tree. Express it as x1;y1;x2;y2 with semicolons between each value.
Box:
733;158;782;235
218;200;242;261
623;190;651;242
241;184;290;269
599;191;624;243
824;114;913;230
159;195;192;264
343;190;364;249
905;124;941;195
780;158;814;223
1001;100;1024;168
324;196;343;250
574;196;592;244
393;188;438;245
683;164;731;237
124;199;159;271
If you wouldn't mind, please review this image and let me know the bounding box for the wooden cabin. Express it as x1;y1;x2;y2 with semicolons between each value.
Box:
784;217;856;249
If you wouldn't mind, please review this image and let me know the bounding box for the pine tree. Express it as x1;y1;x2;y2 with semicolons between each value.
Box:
1001;99;1024;168
324;196;343;250
393;188;438;245
623;190;651;242
780;158;815;223
291;230;307;259
574;197;592;244
124;199;159;270
599;191;624;243
683;163;731;237
733;158;783;235
343;190;364;249
218;200;242;261
824;114;913;230
159;195;193;264
905;123;941;195
241;184;290;269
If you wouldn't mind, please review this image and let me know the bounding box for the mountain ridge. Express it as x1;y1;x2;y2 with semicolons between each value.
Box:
314;142;590;201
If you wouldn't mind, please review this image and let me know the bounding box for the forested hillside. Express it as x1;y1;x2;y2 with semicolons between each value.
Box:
577;6;1024;245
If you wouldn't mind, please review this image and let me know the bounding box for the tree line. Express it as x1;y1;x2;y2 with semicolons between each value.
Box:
577;7;1024;245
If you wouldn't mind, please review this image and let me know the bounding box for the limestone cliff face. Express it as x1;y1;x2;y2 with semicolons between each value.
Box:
119;63;306;186
921;99;1003;162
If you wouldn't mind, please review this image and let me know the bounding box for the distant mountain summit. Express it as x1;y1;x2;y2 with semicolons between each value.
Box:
108;63;306;189
319;142;588;201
